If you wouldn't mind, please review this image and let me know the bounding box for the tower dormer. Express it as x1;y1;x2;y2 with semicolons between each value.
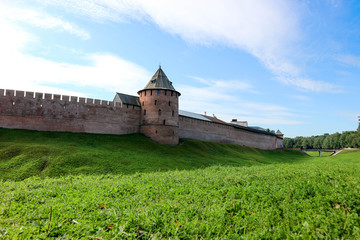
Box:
137;66;181;145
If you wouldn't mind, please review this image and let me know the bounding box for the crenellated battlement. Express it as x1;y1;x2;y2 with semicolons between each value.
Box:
0;65;284;149
0;88;141;135
0;89;141;109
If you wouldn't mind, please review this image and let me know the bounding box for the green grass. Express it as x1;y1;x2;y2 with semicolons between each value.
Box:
0;128;307;181
1;128;360;238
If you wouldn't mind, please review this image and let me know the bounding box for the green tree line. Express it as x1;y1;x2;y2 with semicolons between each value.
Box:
284;120;360;149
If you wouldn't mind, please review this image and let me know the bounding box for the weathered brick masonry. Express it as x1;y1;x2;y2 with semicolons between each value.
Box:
0;89;140;135
179;116;283;150
0;67;284;149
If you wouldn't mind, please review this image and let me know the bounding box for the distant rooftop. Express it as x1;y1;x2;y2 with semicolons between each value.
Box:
179;110;211;121
138;66;180;95
276;130;283;135
201;114;228;124
114;92;140;106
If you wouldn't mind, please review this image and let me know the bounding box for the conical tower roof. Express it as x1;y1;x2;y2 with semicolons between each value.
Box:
138;66;181;95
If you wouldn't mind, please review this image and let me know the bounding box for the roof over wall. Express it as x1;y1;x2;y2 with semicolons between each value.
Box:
138;66;180;95
179;110;211;121
114;93;140;106
179;110;282;138
201;115;228;124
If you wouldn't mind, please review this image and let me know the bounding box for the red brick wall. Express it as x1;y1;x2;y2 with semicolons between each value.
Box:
141;125;179;145
179;116;283;150
0;89;140;135
138;89;179;126
0;88;284;149
138;89;179;144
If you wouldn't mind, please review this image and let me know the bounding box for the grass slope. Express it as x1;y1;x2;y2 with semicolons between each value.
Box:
1;150;360;238
0;128;307;181
1;128;360;238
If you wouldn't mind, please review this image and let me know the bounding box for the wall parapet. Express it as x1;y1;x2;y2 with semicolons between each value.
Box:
0;88;141;135
0;89;141;109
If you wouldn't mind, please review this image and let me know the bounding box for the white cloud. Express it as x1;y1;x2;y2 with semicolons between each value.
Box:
189;76;258;94
3;0;342;92
292;95;310;101
0;2;90;40
178;77;303;126
337;54;360;68
0;13;150;98
27;0;339;92
279;77;342;93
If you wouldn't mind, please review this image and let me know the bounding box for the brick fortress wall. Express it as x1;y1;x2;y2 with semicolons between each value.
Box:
179;116;283;150
139;89;179;145
0;89;140;135
0;88;283;149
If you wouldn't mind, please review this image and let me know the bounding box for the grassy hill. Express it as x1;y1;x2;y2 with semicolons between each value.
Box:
1;128;360;238
0;128;307;181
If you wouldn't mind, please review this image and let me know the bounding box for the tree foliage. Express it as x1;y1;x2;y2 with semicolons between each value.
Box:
284;131;360;149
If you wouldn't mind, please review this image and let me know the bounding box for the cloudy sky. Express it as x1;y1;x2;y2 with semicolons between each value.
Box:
1;0;359;137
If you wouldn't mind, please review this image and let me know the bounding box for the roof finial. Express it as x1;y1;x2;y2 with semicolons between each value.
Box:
159;64;161;69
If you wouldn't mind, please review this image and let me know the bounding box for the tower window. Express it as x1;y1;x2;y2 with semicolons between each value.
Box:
142;101;144;106
151;90;153;95
171;91;173;96
158;109;161;116
168;101;171;106
172;110;174;117
165;90;167;95
145;91;147;96
157;90;160;95
144;109;146;115
163;120;166;125
155;100;157;106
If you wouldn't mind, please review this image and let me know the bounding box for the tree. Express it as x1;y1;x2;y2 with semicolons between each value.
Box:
284;138;294;148
322;135;331;149
313;137;322;149
301;138;310;149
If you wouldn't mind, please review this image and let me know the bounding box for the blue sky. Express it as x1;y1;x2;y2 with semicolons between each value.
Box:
1;0;359;138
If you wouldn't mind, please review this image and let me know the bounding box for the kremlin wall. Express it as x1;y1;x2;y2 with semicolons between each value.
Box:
0;67;284;149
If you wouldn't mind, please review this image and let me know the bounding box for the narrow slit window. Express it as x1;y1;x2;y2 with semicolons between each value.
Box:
158;109;161;116
144;109;146;115
165;90;167;95
168;101;171;106
163;120;166;125
172;110;174;117
151;90;153;95
145;91;147;96
142;101;144;106
155;100;157;106
157;90;160;95
171;91;173;96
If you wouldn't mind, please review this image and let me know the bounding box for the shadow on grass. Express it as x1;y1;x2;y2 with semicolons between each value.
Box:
0;128;310;181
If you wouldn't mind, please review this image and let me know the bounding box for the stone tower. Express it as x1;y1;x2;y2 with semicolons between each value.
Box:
137;66;181;145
